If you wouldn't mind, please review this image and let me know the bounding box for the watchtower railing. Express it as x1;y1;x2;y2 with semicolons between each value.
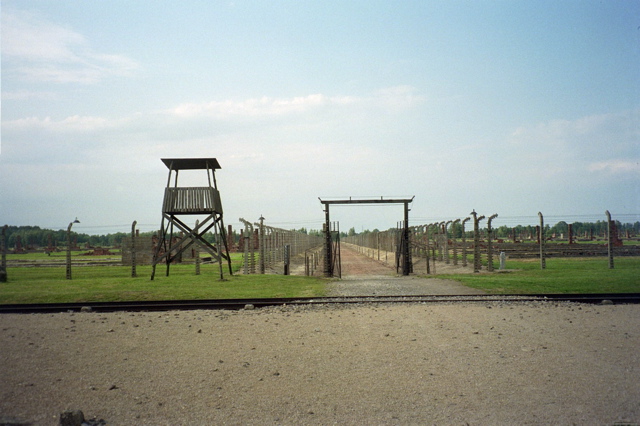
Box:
162;187;222;214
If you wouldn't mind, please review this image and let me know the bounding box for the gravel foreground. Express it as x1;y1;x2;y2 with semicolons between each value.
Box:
1;301;639;425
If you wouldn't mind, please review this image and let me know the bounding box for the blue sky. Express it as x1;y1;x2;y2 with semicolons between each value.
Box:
1;0;639;235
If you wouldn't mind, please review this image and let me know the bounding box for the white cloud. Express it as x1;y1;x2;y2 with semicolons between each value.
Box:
1;8;140;84
1;90;57;101
170;93;357;119
3;115;112;132
507;109;640;166
169;86;423;119
373;85;426;111
588;160;640;175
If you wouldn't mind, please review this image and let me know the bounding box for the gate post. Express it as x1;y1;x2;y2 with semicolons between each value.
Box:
402;201;411;275
323;204;332;277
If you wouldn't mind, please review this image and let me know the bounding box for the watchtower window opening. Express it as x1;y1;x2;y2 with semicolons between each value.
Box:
162;187;223;215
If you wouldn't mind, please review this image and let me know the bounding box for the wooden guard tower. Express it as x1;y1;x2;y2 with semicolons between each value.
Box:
151;158;232;280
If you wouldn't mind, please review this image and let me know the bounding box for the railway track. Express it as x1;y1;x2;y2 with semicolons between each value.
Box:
1;293;638;314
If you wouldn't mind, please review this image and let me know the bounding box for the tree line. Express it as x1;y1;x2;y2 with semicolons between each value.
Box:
1;226;137;250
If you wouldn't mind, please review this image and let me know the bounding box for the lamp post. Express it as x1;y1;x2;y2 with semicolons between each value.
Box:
66;218;80;280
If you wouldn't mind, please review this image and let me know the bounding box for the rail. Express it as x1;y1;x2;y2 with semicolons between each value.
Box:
1;293;638;314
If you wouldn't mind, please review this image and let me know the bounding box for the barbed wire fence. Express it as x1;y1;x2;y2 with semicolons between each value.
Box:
4;211;637;282
237;217;324;276
343;211;639;274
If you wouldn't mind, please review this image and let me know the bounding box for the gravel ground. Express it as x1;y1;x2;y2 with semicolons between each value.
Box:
326;275;486;297
2;248;638;425
1;302;639;425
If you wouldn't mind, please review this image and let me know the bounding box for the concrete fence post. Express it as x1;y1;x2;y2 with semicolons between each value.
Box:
461;217;470;267
423;225;431;274
605;210;614;269
486;214;498;272
452;219;460;266
240;220;249;274
429;223;437;274
66;222;74;280
284;244;290;275
437;222;444;262
0;225;7;282
258;216;265;274
470;210;485;273
444;220;452;264
568;223;574;245
131;221;137;278
538;212;546;270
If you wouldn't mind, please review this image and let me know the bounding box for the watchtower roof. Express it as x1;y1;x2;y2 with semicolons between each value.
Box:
161;158;221;170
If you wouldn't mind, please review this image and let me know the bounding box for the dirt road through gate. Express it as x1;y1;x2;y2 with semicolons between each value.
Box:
327;245;486;296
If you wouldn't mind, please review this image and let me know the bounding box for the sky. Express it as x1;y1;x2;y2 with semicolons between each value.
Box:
1;0;639;236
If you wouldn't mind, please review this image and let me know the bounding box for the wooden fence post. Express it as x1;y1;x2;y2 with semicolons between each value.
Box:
194;220;201;275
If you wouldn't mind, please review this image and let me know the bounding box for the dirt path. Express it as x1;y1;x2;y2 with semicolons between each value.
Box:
339;244;399;277
328;245;485;296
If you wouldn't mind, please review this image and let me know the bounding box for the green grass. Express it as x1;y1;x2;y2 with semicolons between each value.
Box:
436;257;640;294
0;263;327;304
2;251;638;303
6;251;121;265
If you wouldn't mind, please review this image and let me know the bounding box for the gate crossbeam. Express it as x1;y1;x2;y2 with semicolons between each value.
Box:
319;197;414;205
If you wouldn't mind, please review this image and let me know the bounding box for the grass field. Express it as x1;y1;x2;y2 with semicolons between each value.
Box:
442;257;640;294
1;253;638;304
0;263;328;304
